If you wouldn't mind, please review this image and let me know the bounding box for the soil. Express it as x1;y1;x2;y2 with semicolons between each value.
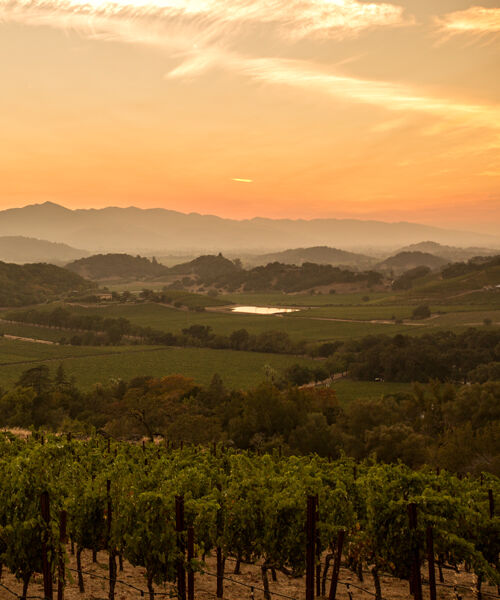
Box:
1;547;497;600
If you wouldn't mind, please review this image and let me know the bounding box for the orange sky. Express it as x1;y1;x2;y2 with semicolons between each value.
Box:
0;0;499;233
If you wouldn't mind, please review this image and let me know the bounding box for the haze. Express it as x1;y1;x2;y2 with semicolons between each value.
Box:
0;0;499;233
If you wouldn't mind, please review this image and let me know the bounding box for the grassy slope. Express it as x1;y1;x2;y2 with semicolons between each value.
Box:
0;338;317;390
331;379;415;405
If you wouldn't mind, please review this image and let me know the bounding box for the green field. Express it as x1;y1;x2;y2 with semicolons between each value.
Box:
0;321;65;342
0;338;318;390
34;302;420;342
331;379;415;405
3;297;499;347
221;291;393;306
1;286;498;392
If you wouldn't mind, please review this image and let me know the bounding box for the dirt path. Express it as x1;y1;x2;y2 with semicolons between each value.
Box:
3;333;57;345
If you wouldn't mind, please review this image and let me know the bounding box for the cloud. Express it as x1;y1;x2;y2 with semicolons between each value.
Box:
1;0;499;140
170;52;500;135
0;0;410;43
437;6;500;37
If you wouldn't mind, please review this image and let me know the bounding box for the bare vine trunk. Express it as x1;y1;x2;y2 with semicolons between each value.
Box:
147;573;155;600
76;546;85;593
21;573;31;600
261;564;272;600
371;566;382;600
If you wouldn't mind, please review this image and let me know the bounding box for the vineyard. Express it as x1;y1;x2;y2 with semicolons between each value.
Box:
0;434;498;600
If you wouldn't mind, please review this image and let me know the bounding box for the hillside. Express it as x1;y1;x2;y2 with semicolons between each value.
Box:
408;255;500;297
169;253;242;281
247;246;375;268
0;261;94;306
0;236;89;264
1;202;498;252
396;241;498;262
169;254;384;292
66;253;169;280
376;251;448;274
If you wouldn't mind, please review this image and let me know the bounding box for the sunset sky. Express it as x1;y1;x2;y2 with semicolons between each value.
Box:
0;0;499;232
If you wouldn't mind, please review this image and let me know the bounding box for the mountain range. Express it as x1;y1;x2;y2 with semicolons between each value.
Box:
0;202;499;254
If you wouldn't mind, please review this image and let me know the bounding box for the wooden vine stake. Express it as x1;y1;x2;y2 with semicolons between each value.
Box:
58;511;67;600
40;491;53;600
426;526;437;600
306;495;317;600
329;530;345;600
176;495;187;600
107;480;117;600
407;503;422;600
187;526;195;600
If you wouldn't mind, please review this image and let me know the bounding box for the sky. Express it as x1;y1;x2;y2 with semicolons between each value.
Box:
0;0;499;233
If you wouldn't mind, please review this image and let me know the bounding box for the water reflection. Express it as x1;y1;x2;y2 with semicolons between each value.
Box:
231;306;299;315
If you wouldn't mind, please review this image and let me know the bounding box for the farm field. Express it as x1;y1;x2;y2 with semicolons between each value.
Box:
221;291;394;306
285;303;499;320
331;379;416;405
23;302;414;342
0;338;318;389
2;295;499;346
0;320;65;342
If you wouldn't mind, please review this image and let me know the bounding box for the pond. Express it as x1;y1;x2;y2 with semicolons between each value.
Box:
230;306;300;315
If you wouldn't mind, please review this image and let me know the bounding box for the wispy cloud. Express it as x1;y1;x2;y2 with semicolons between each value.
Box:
0;0;410;43
169;52;500;135
437;6;500;37
1;0;499;139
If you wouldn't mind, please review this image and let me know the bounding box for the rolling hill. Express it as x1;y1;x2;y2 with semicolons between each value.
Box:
0;261;94;306
0;236;89;264
376;251;448;274
246;246;375;269
66;254;170;280
395;241;498;262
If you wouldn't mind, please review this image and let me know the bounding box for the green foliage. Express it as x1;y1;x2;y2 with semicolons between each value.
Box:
0;261;94;306
0;436;498;596
66;253;170;279
412;304;431;319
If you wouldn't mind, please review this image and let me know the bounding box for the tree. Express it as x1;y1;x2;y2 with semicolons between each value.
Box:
412;305;431;320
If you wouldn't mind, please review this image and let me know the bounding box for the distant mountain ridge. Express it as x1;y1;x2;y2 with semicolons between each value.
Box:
0;236;89;264
0;202;498;253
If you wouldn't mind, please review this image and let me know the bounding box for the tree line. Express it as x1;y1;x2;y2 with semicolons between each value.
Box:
1;367;499;474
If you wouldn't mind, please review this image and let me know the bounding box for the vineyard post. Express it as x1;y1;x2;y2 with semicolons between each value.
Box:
426;526;437;600
315;496;321;597
216;483;224;600
187;526;195;600
328;529;345;600
107;480;117;600
407;503;422;600
176;495;187;600
40;491;53;600
306;495;316;600
58;511;67;600
488;490;494;518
